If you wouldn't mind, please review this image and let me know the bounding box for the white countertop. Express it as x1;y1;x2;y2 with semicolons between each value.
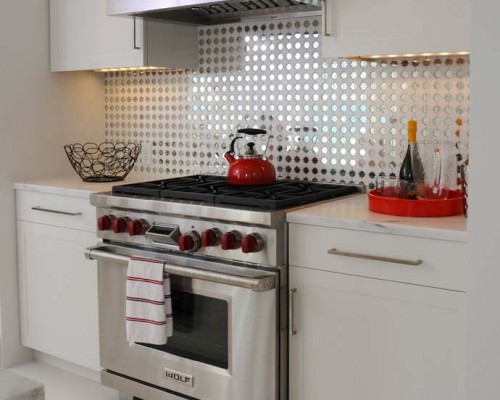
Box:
286;193;468;242
14;177;468;242
13;174;156;198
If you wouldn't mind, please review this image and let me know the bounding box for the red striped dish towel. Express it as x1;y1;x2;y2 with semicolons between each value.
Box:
126;256;173;345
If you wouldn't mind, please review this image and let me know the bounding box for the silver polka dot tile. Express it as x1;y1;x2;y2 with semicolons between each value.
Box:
104;17;469;189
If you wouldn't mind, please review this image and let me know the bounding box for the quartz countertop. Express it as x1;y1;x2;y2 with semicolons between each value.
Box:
13;174;157;198
286;193;467;242
15;177;468;242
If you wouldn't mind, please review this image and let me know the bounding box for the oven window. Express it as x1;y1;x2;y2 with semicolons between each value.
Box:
138;289;229;369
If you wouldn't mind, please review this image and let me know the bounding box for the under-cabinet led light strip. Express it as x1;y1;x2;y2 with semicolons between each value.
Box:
95;66;186;73
96;52;470;71
353;51;470;60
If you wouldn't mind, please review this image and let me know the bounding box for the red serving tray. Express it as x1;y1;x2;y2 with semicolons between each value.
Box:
368;189;464;217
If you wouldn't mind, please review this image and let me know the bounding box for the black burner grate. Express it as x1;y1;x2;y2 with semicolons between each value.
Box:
113;175;358;210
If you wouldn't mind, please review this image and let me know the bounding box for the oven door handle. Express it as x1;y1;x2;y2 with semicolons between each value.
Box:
85;245;276;293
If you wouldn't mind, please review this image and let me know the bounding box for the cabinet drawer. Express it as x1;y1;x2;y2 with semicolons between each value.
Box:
289;224;467;291
16;190;96;232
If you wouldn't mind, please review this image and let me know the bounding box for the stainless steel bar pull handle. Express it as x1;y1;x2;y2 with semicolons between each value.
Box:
322;0;330;37
31;206;82;216
289;288;297;336
86;246;276;293
133;16;141;50
328;248;423;266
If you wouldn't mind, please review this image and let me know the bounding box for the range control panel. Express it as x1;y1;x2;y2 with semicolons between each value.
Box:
96;208;282;267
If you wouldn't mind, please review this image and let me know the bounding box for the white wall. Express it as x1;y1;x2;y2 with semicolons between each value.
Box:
0;0;104;367
467;0;500;397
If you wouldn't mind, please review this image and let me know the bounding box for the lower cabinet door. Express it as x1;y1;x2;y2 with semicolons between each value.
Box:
289;265;466;400
17;221;100;371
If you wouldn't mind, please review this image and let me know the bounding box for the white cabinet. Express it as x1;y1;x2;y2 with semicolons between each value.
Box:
289;223;467;291
16;190;100;371
288;223;467;400
50;0;198;72
322;0;470;58
289;266;466;400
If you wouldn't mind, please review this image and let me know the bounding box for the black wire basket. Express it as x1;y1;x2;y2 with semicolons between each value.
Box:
64;142;142;182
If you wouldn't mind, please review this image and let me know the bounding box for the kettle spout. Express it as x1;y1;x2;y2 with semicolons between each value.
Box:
224;151;236;164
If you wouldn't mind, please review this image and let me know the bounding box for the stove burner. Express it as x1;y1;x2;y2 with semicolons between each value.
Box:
113;175;358;210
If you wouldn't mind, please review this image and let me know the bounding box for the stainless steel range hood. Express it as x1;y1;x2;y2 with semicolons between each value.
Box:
107;0;321;25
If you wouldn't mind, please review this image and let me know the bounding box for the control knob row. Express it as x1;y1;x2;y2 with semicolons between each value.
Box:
97;215;147;236
177;229;221;252
221;230;264;254
98;216;264;254
179;229;263;254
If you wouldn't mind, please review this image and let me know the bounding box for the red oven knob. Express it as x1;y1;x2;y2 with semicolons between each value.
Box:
97;215;114;231
128;219;148;236
179;231;201;252
112;217;129;234
221;231;242;250
201;228;221;247
242;233;264;254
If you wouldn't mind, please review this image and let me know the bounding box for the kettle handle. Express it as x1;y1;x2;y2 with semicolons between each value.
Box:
237;128;267;136
229;136;242;155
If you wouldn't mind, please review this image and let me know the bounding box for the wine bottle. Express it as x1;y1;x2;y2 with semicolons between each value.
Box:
409;122;426;198
399;120;417;200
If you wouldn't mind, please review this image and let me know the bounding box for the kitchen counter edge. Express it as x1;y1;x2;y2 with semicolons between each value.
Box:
286;194;468;242
13;175;150;198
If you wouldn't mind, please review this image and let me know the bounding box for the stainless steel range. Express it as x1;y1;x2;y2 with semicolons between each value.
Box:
86;175;359;400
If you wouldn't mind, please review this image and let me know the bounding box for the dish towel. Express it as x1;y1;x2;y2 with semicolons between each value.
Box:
126;256;173;345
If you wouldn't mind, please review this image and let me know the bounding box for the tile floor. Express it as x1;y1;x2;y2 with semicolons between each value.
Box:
9;361;120;400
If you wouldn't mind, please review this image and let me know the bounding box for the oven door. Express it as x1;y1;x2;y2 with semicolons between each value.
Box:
86;244;279;400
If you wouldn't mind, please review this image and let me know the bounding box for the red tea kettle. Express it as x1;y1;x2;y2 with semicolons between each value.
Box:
224;128;276;185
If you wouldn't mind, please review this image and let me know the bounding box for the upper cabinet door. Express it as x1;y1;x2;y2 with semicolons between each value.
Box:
50;0;144;71
50;0;198;72
322;0;470;58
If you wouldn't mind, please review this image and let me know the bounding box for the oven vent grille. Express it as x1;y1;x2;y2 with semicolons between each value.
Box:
138;0;321;25
190;0;319;15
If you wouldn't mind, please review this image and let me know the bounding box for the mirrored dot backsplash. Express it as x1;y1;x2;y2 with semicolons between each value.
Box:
104;17;469;189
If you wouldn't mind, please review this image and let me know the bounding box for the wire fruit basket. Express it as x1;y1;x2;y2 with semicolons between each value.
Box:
64;142;141;182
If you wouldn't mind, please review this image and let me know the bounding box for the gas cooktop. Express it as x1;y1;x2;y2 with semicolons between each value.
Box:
112;175;359;211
